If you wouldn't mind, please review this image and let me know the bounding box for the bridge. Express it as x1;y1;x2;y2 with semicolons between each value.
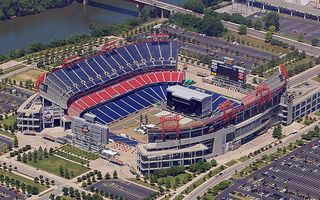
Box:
82;0;203;18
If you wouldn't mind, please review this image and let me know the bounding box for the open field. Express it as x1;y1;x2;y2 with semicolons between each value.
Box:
10;69;44;84
28;155;89;178
0;168;47;192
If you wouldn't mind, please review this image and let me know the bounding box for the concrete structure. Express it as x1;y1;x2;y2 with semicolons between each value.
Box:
280;80;320;125
71;114;109;153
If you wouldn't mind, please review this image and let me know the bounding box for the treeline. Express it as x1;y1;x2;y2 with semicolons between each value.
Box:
183;0;225;14
169;11;225;37
0;7;153;63
0;0;71;21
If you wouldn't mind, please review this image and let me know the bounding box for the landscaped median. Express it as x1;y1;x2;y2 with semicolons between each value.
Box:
59;144;99;160
0;166;47;196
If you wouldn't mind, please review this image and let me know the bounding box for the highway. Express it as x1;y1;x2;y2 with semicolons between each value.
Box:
184;121;320;200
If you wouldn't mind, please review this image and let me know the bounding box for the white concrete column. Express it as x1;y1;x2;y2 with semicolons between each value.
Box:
290;10;293;16
161;9;164;18
304;13;306;19
262;4;265;11
278;7;280;13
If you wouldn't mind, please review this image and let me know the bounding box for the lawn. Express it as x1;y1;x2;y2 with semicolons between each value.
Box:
225;159;238;167
60;144;99;160
238;155;250;162
28;155;89;178
55;151;89;165
0;115;17;128
0;169;47;192
223;30;290;55
0;129;15;139
158;173;192;189
312;75;320;83
10;69;44;85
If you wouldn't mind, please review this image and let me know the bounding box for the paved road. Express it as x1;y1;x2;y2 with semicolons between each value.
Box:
288;64;320;87
222;21;320;56
184;121;320;200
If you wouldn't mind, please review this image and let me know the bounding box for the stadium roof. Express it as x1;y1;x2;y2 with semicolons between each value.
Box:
167;85;211;102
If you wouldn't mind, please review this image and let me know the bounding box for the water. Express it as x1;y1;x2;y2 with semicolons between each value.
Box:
0;0;186;54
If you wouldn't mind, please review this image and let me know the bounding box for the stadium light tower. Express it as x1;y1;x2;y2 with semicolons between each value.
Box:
161;114;180;142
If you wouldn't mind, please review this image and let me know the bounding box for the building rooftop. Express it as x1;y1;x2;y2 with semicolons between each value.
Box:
167;85;211;102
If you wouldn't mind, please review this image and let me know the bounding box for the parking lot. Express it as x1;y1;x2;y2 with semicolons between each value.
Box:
87;179;155;200
217;138;320;200
0;86;32;114
162;26;277;69
248;12;320;44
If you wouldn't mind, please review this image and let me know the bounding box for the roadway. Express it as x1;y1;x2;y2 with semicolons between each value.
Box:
184;121;320;200
288;64;320;88
222;21;320;56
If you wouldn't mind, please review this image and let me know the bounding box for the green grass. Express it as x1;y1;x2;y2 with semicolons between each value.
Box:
0;168;47;192
223;30;290;55
312;75;320;83
127;178;159;191
183;165;228;195
158;173;192;189
27;155;89;178
61;195;75;200
60;144;98;160
55;151;89;165
238;155;250;162
173;194;184;200
225;159;238;167
2;65;25;75
0;129;15;139
0;115;17;127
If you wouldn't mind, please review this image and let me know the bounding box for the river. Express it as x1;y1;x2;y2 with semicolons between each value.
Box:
0;0;186;54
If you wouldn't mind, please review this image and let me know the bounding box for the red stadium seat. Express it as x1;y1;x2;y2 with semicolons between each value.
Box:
163;71;171;82
148;72;157;83
113;85;126;95
77;100;89;109
82;96;96;107
105;87;118;97
129;79;142;88
90;93;104;103
97;91;112;100
171;71;179;82
141;73;152;84
120;81;134;91
135;75;146;85
155;71;164;82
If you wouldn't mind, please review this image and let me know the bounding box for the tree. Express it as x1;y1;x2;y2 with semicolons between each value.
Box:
62;187;69;195
183;0;205;14
253;19;263;30
201;16;225;37
210;159;217;167
105;172;110;179
13;136;18;148
65;169;70;179
263;12;280;30
17;154;22;162
113;170;118;179
297;33;304;42
59;165;64;177
22;153;27;163
69;187;75;197
238;25;247;35
268;25;276;34
311;38;319;46
265;31;273;43
272;124;282;140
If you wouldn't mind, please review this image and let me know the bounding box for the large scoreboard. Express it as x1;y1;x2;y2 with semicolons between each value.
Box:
211;57;246;84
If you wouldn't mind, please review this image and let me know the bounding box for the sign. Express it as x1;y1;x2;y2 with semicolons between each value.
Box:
211;59;246;84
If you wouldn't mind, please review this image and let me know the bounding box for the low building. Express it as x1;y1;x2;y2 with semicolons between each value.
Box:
71;114;109;153
280;80;320;125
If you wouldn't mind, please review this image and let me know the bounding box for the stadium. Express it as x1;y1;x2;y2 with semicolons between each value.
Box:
17;34;290;175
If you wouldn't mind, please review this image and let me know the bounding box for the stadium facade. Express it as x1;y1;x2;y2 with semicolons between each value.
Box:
16;38;320;175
